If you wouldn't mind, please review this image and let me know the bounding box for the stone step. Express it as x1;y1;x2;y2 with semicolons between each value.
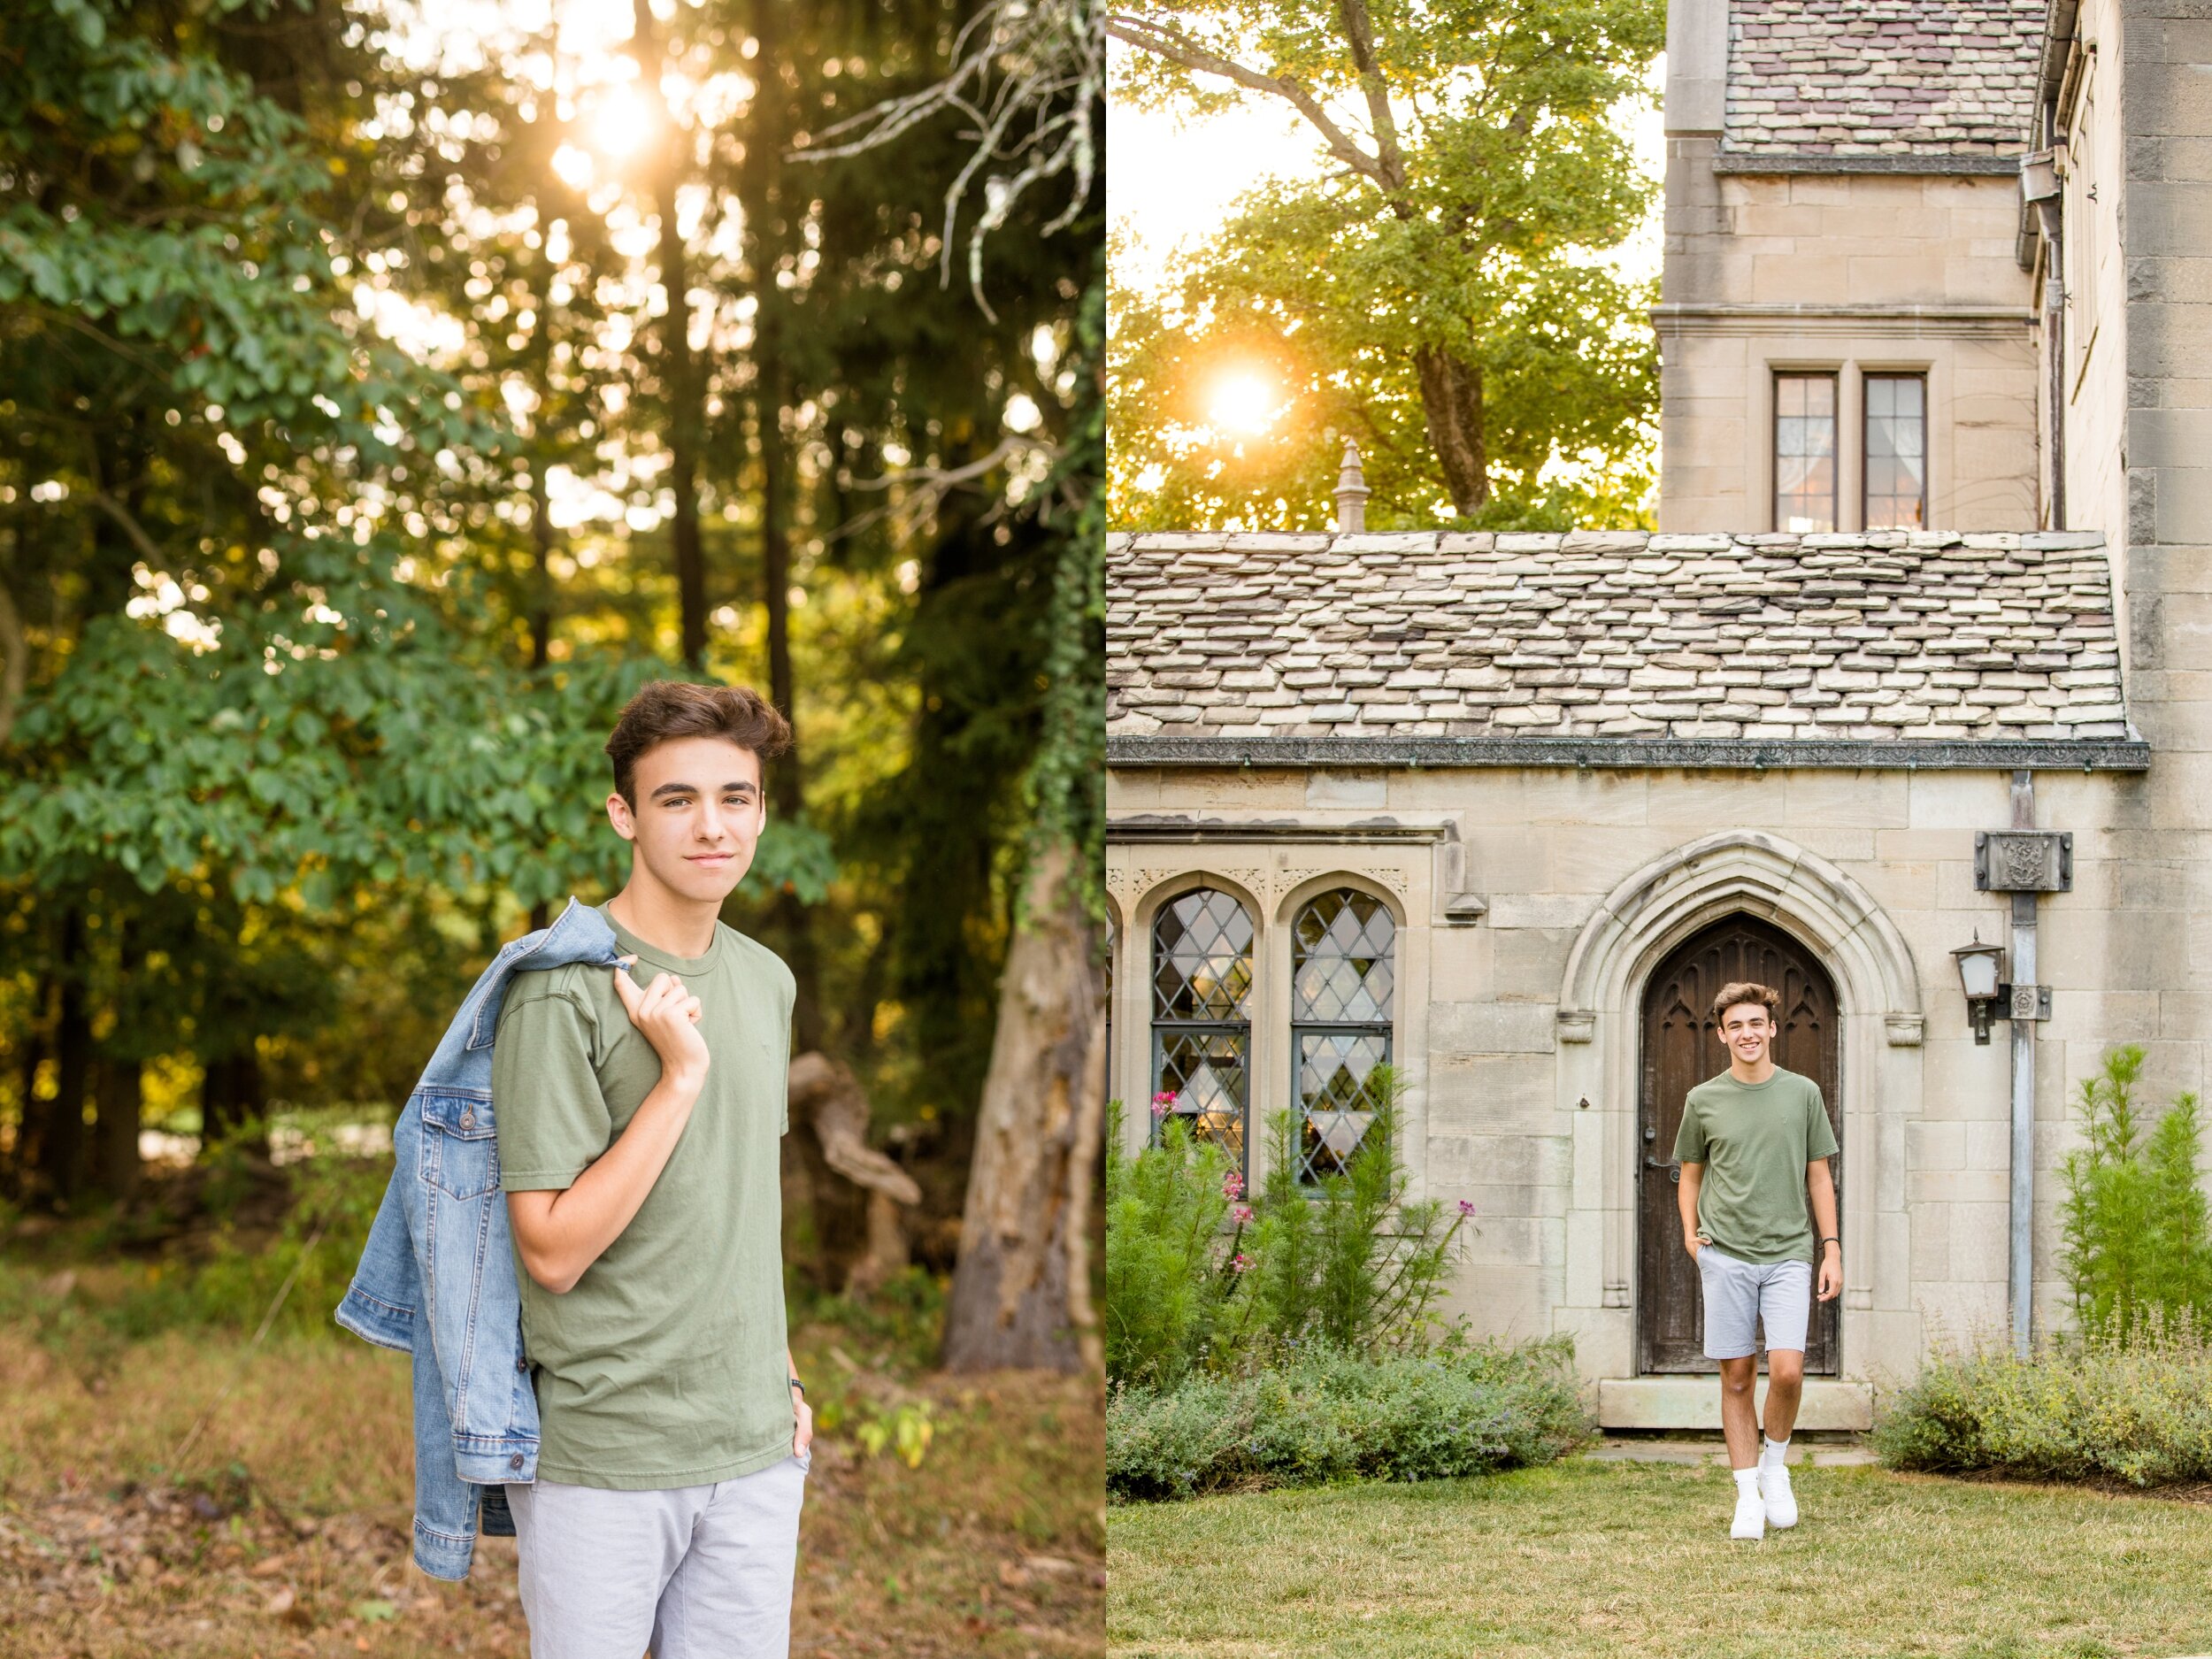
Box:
1596;1376;1874;1431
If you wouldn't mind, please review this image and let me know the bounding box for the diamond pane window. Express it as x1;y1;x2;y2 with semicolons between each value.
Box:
1152;888;1255;1166
1291;889;1395;1184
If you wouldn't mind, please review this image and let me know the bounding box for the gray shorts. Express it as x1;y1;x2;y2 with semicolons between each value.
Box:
1696;1245;1812;1360
503;1451;808;1659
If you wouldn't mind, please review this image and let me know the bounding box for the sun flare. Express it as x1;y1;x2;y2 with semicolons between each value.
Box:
1207;372;1277;437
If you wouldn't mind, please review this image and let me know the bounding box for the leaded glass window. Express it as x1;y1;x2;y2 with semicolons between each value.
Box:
1291;888;1395;1185
1863;373;1927;529
1774;373;1837;533
1151;888;1253;1165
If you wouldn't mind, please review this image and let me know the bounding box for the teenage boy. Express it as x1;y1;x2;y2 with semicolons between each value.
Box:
1673;980;1841;1541
493;680;812;1657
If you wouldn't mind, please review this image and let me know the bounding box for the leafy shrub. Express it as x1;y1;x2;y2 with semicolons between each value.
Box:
1104;1066;1470;1388
1231;1082;1462;1357
1107;1336;1590;1502
1875;1312;2212;1487
2057;1045;2212;1336
1102;1101;1238;1388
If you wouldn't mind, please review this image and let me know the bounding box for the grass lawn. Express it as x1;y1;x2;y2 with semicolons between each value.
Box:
1108;1455;2212;1658
0;1256;1103;1659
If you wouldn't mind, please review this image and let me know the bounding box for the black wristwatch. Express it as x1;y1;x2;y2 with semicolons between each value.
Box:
788;1376;806;1395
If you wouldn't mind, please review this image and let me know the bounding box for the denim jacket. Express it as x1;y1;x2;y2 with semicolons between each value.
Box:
336;896;625;1579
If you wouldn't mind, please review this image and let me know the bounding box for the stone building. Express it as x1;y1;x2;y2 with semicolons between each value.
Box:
1104;0;2212;1426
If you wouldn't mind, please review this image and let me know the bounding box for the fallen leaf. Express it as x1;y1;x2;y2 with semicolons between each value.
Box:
264;1586;296;1618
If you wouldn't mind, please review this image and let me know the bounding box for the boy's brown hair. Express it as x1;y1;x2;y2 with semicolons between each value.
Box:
604;680;792;808
1709;980;1781;1026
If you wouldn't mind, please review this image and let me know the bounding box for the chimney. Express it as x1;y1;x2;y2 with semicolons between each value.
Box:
1333;440;1370;534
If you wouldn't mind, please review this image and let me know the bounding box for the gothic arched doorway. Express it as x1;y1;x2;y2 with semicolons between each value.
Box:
1637;914;1842;1375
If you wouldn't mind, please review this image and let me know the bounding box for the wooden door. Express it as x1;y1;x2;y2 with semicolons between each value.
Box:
1636;915;1841;1375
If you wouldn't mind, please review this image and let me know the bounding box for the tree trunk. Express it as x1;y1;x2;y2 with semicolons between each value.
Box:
201;1047;266;1150
40;906;90;1202
93;911;142;1201
786;1052;920;1292
941;842;1106;1373
633;0;708;669
1413;346;1489;515
741;0;828;1058
8;1021;50;1199
95;1056;142;1202
527;455;557;672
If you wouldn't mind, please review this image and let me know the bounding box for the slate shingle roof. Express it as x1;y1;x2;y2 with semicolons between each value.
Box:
1724;0;2044;157
1106;531;2131;743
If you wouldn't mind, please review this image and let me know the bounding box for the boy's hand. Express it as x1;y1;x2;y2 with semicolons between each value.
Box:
793;1386;813;1458
1817;1248;1843;1302
611;956;710;1087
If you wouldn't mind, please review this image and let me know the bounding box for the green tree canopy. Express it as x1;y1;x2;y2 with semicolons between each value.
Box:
1108;0;1662;529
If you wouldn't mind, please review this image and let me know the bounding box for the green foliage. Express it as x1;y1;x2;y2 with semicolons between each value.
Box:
2056;1045;2212;1338
1106;1336;1590;1501
1233;1076;1462;1355
1875;1313;2212;1488
1104;1067;1469;1387
1102;1101;1239;1389
1110;0;1663;529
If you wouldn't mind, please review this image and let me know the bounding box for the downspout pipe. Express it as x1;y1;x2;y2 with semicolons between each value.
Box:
2009;769;2039;1359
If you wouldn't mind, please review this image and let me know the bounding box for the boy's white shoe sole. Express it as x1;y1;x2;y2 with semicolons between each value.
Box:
1731;1486;1766;1540
1759;1463;1799;1529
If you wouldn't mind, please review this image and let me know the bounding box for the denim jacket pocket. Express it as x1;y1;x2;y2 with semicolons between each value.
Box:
419;1094;500;1201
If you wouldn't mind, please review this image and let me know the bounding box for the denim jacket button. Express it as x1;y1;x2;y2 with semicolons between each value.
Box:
517;1356;528;1371
510;1454;525;1470
460;1110;476;1129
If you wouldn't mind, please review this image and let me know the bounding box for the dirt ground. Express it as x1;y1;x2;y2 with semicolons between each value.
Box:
0;1273;1104;1659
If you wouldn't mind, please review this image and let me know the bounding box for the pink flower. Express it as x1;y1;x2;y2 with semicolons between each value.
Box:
1230;1252;1253;1273
1222;1171;1245;1201
1150;1091;1176;1119
1232;1204;1256;1225
1458;1200;1475;1217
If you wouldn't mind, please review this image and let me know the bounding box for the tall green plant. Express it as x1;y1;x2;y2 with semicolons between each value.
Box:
1103;1098;1241;1387
2058;1045;2212;1337
1238;1065;1464;1354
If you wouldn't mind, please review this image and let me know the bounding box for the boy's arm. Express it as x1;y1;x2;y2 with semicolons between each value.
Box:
1677;1162;1706;1256
1808;1157;1841;1301
787;1347;812;1455
508;964;708;1295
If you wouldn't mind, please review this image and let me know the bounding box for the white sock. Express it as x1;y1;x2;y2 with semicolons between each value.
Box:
1733;1467;1759;1494
1761;1435;1789;1469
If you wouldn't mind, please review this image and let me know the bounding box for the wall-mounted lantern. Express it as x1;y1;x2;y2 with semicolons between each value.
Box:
1951;937;2006;1045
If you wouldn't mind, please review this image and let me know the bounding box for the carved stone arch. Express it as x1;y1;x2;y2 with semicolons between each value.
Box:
1558;830;1923;1041
1274;868;1408;932
1550;829;1925;1386
1131;867;1264;938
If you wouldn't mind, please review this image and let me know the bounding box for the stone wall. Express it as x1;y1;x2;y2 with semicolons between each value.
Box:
1106;763;2149;1384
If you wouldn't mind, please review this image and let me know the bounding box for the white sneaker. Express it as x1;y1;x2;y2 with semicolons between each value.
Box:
1758;1460;1798;1529
1731;1483;1766;1540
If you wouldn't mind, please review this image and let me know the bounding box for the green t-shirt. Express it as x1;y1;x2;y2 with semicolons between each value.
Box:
1671;1065;1839;1266
492;902;796;1489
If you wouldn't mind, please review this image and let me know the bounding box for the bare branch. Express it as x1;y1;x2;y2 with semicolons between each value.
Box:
791;0;1100;321
825;434;1064;547
91;492;167;565
1104;10;1390;193
1335;0;1407;192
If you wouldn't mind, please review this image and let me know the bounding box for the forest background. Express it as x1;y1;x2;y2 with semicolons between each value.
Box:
0;0;1105;1648
0;0;1102;1319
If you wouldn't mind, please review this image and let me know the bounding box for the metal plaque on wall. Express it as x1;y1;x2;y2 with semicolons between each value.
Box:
1975;830;2073;893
